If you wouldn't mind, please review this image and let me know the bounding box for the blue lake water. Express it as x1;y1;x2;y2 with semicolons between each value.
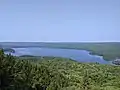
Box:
10;47;111;64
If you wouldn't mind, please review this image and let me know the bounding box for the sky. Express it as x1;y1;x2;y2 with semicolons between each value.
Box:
0;0;120;42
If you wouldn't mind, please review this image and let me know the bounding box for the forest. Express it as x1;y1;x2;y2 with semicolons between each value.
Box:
1;49;120;90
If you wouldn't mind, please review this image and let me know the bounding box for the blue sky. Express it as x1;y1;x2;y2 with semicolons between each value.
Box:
0;0;120;42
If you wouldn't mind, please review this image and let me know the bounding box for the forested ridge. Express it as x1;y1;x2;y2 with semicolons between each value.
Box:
0;49;120;90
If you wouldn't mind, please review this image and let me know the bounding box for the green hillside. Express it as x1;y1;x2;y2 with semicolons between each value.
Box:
1;49;120;90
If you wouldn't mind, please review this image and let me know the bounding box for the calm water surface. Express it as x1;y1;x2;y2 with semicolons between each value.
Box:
11;47;111;64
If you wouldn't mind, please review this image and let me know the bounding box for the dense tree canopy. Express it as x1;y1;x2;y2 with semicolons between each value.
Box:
0;49;120;90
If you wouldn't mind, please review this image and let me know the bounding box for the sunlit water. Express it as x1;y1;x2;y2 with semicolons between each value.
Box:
7;48;112;64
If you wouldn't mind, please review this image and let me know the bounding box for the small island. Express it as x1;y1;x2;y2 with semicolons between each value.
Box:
19;55;36;57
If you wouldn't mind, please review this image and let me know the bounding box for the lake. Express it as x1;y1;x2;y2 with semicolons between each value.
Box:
9;47;111;64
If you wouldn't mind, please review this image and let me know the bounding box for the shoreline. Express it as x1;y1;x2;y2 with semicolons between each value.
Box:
4;46;117;61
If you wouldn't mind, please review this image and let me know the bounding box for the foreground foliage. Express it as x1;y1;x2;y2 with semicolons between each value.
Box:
0;49;120;90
